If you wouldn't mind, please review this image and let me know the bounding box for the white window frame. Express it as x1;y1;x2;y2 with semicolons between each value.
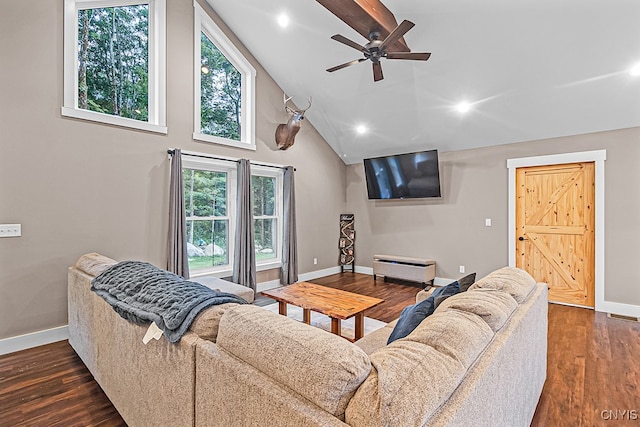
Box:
182;156;237;277
193;2;256;150
251;166;284;271
62;0;167;133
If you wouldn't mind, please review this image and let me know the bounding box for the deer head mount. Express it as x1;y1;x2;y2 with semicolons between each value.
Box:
275;94;312;150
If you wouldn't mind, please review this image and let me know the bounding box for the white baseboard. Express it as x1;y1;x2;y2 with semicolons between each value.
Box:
298;266;342;282
434;277;455;286
355;266;373;275
0;325;69;356
256;279;281;293
597;300;640;318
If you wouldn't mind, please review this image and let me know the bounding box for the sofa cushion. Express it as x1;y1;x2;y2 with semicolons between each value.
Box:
74;253;117;277
407;308;494;368
354;319;397;355
435;288;518;332
188;302;240;342
195;275;255;303
468;267;536;303
387;280;462;344
216;305;371;418
346;309;494;427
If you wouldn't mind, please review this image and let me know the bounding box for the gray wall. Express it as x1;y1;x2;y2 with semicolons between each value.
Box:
0;0;346;340
346;127;640;306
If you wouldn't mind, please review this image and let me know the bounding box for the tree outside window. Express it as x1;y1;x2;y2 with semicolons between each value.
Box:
252;175;277;262
63;0;166;133
200;33;241;141
77;5;149;121
183;168;230;272
193;3;255;149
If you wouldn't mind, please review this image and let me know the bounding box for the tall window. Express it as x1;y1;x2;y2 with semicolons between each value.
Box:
252;174;279;263
63;0;166;133
200;33;242;141
182;157;283;276
194;3;256;150
183;168;231;272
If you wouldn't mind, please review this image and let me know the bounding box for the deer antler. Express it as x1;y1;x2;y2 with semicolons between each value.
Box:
283;93;312;114
283;93;294;114
300;97;312;113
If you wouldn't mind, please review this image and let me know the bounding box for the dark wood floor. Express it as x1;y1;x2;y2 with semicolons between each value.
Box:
1;272;639;426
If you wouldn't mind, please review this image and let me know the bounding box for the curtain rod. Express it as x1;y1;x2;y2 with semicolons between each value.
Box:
167;149;295;171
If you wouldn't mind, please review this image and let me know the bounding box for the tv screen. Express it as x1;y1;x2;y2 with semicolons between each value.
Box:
363;149;441;199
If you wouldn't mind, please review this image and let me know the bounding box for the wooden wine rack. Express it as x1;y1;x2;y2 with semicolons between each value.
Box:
339;214;355;273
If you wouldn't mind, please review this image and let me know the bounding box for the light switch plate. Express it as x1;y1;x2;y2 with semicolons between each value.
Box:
485;218;492;226
0;224;21;237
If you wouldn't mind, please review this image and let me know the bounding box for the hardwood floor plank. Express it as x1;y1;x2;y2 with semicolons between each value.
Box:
1;273;639;426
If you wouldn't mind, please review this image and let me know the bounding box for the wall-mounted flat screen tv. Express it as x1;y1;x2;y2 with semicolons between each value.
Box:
363;149;441;199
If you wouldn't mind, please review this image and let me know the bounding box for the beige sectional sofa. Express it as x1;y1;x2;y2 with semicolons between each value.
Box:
68;253;547;427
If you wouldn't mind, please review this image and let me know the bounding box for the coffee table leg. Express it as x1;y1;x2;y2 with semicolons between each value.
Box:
354;313;364;340
331;317;341;336
278;301;287;316
303;308;311;324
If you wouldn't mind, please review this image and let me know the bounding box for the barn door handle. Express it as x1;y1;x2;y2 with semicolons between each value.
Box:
519;236;528;241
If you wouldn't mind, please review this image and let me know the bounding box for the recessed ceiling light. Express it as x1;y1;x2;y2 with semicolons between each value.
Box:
630;62;640;76
456;101;471;113
356;124;368;134
277;13;290;28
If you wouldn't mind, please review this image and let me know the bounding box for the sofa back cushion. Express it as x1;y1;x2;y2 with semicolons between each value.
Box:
345;309;493;427
436;288;518;332
216;305;371;418
74;253;117;277
188;302;240;342
468;266;536;303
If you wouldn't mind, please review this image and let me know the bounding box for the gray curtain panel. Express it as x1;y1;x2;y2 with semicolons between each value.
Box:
280;166;298;285
167;149;190;279
232;159;256;290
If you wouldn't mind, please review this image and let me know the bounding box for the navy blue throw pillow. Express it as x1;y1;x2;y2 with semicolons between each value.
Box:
431;280;461;299
387;280;463;344
387;296;437;344
457;273;477;292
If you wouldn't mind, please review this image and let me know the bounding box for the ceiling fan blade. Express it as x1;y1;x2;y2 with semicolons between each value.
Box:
327;58;367;73
386;52;431;61
378;20;415;52
373;62;384;82
330;34;367;52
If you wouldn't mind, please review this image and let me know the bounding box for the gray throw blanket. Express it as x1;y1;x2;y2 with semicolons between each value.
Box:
91;261;247;343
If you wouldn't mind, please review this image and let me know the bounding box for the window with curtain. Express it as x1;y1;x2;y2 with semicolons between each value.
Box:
181;157;283;276
252;172;282;264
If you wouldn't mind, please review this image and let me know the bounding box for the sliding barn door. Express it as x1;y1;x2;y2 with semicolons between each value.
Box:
516;162;595;307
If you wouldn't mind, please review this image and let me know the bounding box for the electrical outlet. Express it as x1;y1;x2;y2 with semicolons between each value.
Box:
485;218;492;227
313;258;318;265
0;224;21;237
459;265;465;274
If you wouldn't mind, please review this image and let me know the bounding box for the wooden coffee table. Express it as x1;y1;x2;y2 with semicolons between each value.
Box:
261;282;384;341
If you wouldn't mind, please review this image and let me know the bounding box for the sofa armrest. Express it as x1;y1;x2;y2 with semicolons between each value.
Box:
196;341;350;427
215;305;371;417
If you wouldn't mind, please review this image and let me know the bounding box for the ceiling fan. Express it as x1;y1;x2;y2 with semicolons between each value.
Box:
326;20;431;82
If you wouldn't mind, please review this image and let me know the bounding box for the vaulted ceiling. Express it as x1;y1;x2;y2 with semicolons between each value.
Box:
208;0;640;164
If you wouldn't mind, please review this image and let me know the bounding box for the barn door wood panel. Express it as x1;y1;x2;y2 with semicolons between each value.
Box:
516;162;595;307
